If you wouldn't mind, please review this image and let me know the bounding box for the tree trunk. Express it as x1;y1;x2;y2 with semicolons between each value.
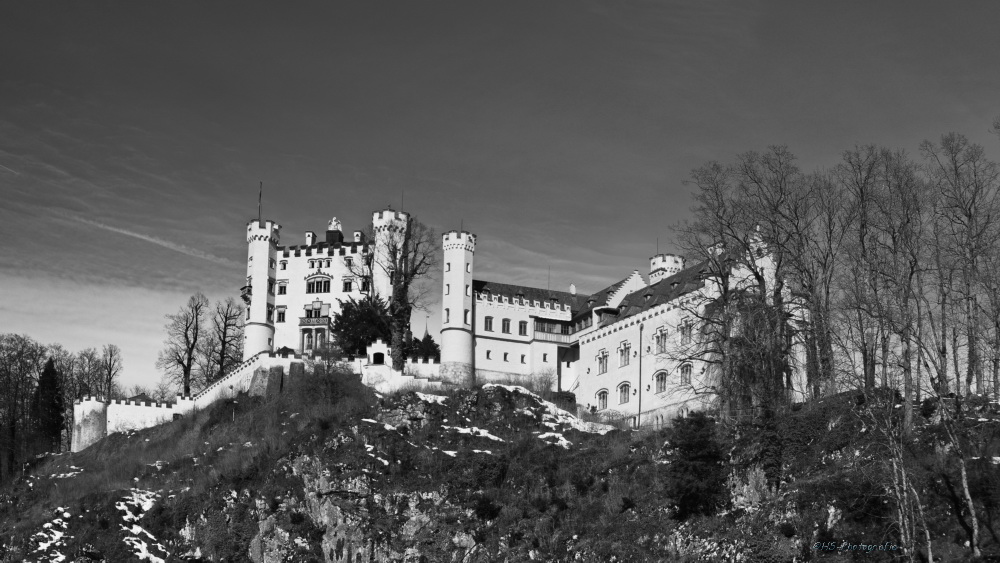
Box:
952;326;962;396
902;324;913;437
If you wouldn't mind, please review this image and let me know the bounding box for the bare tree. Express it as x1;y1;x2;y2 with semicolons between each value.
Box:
74;347;102;397
156;293;209;396
198;297;245;384
99;344;124;400
351;214;438;371
922;133;1000;397
0;334;47;481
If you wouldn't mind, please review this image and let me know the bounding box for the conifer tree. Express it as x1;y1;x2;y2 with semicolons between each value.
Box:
30;358;65;454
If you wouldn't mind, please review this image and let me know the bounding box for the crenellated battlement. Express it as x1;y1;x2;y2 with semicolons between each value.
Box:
442;230;476;252
373;209;410;222
247;219;281;245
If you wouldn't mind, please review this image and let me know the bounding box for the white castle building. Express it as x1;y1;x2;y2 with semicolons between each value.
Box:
73;206;808;452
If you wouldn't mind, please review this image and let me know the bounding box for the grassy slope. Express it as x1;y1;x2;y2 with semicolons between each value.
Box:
1;371;998;562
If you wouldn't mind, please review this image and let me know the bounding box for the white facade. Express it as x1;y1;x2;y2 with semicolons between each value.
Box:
243;210;411;361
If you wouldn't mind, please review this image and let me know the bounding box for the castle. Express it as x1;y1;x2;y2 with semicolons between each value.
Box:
72;207;808;451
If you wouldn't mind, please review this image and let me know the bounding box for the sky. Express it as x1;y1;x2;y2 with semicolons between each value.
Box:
2;1;999;389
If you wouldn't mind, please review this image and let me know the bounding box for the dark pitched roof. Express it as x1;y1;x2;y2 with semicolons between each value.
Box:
472;280;591;315
570;276;635;322
600;259;709;324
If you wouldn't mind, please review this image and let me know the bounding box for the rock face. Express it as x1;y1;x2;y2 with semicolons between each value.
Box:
241;385;611;563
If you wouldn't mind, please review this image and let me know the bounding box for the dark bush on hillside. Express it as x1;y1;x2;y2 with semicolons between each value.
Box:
663;411;727;520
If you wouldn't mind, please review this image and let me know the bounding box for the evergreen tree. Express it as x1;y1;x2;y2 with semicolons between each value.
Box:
408;332;440;360
663;411;727;520
331;295;392;356
30;358;65;454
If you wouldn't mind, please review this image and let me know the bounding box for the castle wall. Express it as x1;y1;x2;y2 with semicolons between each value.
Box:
106;397;194;435
71;398;107;453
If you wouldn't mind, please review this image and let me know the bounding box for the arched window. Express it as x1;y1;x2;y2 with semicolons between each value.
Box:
655;371;667;393
680;364;692;385
597;390;608;411
618;383;630;404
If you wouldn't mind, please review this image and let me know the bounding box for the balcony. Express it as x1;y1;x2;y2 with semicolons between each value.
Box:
240;285;252;306
299;316;331;327
534;331;571;344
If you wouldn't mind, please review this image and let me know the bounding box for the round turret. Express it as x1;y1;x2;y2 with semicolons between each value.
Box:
440;230;477;386
244;219;282;360
649;253;685;285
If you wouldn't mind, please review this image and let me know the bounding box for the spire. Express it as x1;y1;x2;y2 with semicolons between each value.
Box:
423;314;429;339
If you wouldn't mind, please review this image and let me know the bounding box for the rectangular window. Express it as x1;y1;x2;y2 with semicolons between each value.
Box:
656;331;667;354
280;261;287;270
343;279;353;292
445;308;450;323
466;285;471;296
464;310;470;324
484;316;493;331
619;342;631;367
345;257;353;268
681;364;692;385
543;353;548;362
503;353;508;362
466;264;471;273
445;284;450;295
446;262;451;272
278;284;287;295
681;321;693;345
361;278;370;292
277;310;286;323
656;373;666;393
501;319;511;334
598;391;607;411
518;321;528;336
266;305;274;323
486;350;491;360
598;351;608;374
521;354;526;364
267;280;275;295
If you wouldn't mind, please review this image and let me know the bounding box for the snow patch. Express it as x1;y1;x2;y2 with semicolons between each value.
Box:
538;432;573;449
416;392;448;404
442;425;505;442
482;383;614;434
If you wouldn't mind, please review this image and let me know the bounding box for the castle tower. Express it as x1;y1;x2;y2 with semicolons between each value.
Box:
649;253;685;285
439;230;476;385
71;397;107;452
244;219;281;360
371;208;411;301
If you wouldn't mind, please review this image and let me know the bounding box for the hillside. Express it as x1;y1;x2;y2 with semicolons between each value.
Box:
2;369;999;562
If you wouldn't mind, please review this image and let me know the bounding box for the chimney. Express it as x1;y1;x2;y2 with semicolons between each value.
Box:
570;283;577;295
305;231;316;246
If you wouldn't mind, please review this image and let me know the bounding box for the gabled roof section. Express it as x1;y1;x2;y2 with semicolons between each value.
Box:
605;270;646;308
602;259;710;323
472;280;591;315
570;274;639;322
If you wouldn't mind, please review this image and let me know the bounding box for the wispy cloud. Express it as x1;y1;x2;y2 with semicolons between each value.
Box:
60;213;243;268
